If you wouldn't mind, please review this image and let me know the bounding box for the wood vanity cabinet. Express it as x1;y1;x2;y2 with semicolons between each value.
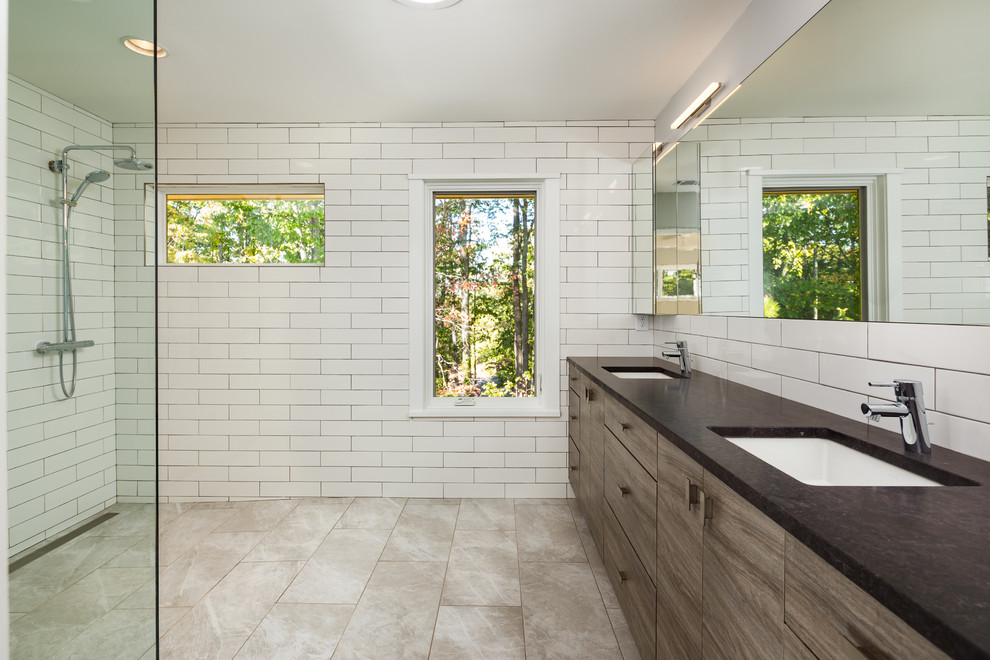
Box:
567;387;580;498
655;433;785;660
566;367;948;660
576;374;606;554
784;535;949;660
656;431;705;660
701;473;785;659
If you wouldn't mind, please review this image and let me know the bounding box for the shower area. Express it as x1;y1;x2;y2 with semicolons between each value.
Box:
6;0;158;657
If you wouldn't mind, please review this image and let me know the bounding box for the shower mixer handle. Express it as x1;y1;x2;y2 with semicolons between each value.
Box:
36;339;95;354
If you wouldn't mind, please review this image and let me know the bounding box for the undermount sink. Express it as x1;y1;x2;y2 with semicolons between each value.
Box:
709;427;975;488
604;366;678;380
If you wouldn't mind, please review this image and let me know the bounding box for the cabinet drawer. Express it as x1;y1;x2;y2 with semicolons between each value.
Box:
567;388;580;444
785;535;949;660
568;367;581;394
604;429;657;584
605;505;656;660
567;437;580;499
603;394;657;479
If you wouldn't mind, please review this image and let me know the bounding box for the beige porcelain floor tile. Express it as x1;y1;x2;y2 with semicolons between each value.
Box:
242;502;348;562
10;567;151;659
213;499;299;533
573;511;619;609
441;530;520;606
380;503;459;562
158;606;191;637
87;505;155;538
55;607;156;660
332;561;447;660
608;606;642;660
159;560;304;660
335;497;406;529
9;612;26;625
234;603;353;660
456;499;516;530
159;508;239;566
429;606;526;660
159;531;267;607
158;502;194;528
515;502;588;563
117;578;156;609
407;498;461;506
280;528;390;604
106;535;155;568
519;562;621;659
9;535;144;613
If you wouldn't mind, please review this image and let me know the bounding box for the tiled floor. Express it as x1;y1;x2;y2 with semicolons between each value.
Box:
158;497;640;659
8;503;157;659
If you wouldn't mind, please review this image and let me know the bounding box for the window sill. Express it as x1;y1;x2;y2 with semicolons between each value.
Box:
409;402;561;418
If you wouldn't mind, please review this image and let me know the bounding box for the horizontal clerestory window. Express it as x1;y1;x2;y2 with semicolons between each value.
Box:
159;184;325;264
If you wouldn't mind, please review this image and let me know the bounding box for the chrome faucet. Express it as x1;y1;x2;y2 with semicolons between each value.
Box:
860;380;932;454
662;340;691;377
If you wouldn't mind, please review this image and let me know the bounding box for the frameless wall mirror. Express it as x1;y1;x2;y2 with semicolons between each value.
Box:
7;0;158;656
659;0;990;325
653;142;702;314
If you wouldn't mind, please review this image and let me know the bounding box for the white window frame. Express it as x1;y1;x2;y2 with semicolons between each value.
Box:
157;183;326;265
408;174;560;418
746;169;903;322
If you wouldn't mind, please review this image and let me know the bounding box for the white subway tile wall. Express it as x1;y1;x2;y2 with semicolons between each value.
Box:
113;122;156;503
6;77;119;553
657;317;990;462
691;116;990;322
156;120;655;501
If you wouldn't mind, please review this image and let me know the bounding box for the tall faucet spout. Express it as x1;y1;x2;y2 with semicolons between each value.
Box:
862;380;932;454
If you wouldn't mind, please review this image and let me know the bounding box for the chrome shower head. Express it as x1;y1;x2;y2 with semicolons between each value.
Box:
114;156;153;171
68;169;111;204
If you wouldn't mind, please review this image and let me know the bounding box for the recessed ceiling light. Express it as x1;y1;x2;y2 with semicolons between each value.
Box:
393;0;462;8
121;37;168;58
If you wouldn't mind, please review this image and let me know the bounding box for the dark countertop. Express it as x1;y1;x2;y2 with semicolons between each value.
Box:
569;356;990;659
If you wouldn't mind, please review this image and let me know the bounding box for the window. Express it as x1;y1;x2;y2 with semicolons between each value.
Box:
762;189;863;321
746;171;902;322
159;184;325;264
409;176;559;417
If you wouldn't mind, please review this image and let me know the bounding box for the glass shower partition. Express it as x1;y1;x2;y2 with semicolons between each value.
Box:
6;0;157;657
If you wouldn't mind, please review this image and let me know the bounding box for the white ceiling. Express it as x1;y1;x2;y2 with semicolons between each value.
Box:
712;0;990;119
9;0;756;125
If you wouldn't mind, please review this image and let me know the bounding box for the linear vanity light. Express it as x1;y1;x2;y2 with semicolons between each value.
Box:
670;82;722;130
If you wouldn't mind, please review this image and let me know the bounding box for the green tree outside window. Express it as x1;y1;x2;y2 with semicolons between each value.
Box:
433;194;535;398
762;190;862;321
166;194;325;264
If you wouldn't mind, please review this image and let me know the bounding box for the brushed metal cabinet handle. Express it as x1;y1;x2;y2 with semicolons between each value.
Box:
685;478;700;510
618;570;629;584
702;489;714;526
618;485;631;497
619;422;631;431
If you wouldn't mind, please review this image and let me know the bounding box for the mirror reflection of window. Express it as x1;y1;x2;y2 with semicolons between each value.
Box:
762;189;864;321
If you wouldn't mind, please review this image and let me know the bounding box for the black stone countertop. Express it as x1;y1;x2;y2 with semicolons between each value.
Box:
569;355;990;659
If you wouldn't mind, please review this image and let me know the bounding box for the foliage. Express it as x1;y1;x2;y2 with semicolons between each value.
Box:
433;195;535;398
661;269;698;297
762;191;861;321
166;197;324;264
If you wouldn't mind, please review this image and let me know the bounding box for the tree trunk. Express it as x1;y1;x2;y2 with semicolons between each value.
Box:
459;202;472;389
511;199;531;396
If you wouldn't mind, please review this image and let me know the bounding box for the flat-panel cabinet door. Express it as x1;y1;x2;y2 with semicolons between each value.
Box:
578;377;605;554
656;433;704;660
701;473;785;660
